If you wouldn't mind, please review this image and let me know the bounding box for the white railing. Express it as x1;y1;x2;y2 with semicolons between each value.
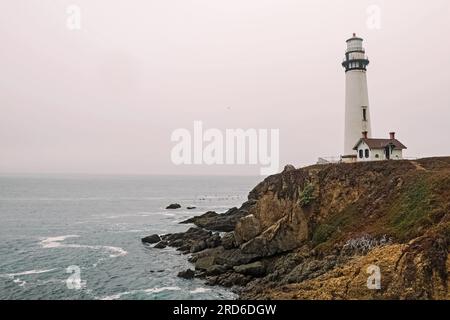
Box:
317;157;341;165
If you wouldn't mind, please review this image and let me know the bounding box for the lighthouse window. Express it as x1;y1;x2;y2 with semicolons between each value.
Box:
362;109;367;121
365;149;369;158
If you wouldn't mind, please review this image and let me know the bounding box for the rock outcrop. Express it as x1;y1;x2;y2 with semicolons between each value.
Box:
141;234;161;244
166;203;181;209
180;201;256;232
145;157;450;299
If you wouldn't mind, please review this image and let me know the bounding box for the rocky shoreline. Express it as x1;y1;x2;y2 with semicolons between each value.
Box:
142;200;266;290
142;158;450;300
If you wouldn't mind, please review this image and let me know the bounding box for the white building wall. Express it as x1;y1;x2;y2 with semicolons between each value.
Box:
371;149;385;161
356;141;372;162
356;141;404;162
344;70;371;156
391;149;403;160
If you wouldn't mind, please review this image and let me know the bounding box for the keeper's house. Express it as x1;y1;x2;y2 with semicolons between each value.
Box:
353;131;407;162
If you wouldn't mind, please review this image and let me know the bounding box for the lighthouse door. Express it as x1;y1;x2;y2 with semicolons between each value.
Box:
384;146;391;160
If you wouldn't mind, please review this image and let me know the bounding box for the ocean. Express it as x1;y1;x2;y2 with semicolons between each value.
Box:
0;174;261;300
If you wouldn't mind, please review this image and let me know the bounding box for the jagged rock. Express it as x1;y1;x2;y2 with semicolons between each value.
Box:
161;227;212;252
223;273;253;286
187;206;196;210
141;234;161;244
154;241;167;249
170;239;184;247
177;269;195;279
177;244;192;252
214;249;260;267
190;240;207;253
180;210;242;232
206;272;253;287
283;255;338;284
222;232;237;249
195;256;216;270
283;164;296;172
205;265;229;276
234;214;261;244
233;261;266;277
239;219;305;257
180;202;257;232
205;234;221;248
188;255;198;263
166;203;181;209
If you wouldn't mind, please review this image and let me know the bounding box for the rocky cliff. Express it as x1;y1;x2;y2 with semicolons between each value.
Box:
145;157;450;300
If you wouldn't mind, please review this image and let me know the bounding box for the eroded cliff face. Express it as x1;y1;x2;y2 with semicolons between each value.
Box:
147;157;450;300
235;158;449;299
234;167;312;257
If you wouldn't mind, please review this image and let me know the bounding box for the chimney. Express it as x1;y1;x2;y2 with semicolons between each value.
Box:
389;132;396;139
362;131;368;139
353;33;356;37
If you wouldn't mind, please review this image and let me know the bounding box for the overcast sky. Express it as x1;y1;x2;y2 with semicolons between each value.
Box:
1;0;449;175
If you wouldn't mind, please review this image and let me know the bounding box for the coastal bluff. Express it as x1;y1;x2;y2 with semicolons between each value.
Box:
144;157;450;300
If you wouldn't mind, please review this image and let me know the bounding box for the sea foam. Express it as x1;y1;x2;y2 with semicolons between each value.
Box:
39;235;127;257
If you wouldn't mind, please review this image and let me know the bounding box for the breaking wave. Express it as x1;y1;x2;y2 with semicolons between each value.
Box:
39;235;127;258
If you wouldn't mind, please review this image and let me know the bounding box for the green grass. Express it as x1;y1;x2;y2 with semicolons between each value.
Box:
387;175;433;240
312;204;360;246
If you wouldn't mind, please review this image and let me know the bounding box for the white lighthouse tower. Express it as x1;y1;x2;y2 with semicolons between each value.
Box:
342;34;372;162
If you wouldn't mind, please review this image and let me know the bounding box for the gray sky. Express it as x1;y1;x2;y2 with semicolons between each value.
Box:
1;0;449;175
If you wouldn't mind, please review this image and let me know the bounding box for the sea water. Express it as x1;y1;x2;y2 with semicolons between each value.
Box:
0;174;261;300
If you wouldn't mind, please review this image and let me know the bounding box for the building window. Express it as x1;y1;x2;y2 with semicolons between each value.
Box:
359;149;363;158
365;149;369;158
375;154;379;159
362;109;367;121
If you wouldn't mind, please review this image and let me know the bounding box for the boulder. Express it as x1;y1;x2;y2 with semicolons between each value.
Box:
166;203;181;209
177;244;192;253
141;234;161;244
154;241;167;249
205;265;229;276
177;269;195;279
162;227;212;251
214;249;260;267
190;240;207;253
234;214;261;244
221;232;236;249
233;261;266;277
205;234;221;248
195;256;216;270
180;207;253;232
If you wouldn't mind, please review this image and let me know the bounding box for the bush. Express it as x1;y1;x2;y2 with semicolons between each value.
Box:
299;182;315;207
312;224;336;245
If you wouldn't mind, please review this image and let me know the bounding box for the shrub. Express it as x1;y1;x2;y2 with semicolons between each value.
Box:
299;182;315;207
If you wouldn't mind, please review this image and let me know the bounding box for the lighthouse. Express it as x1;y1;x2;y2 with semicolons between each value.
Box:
342;34;371;161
